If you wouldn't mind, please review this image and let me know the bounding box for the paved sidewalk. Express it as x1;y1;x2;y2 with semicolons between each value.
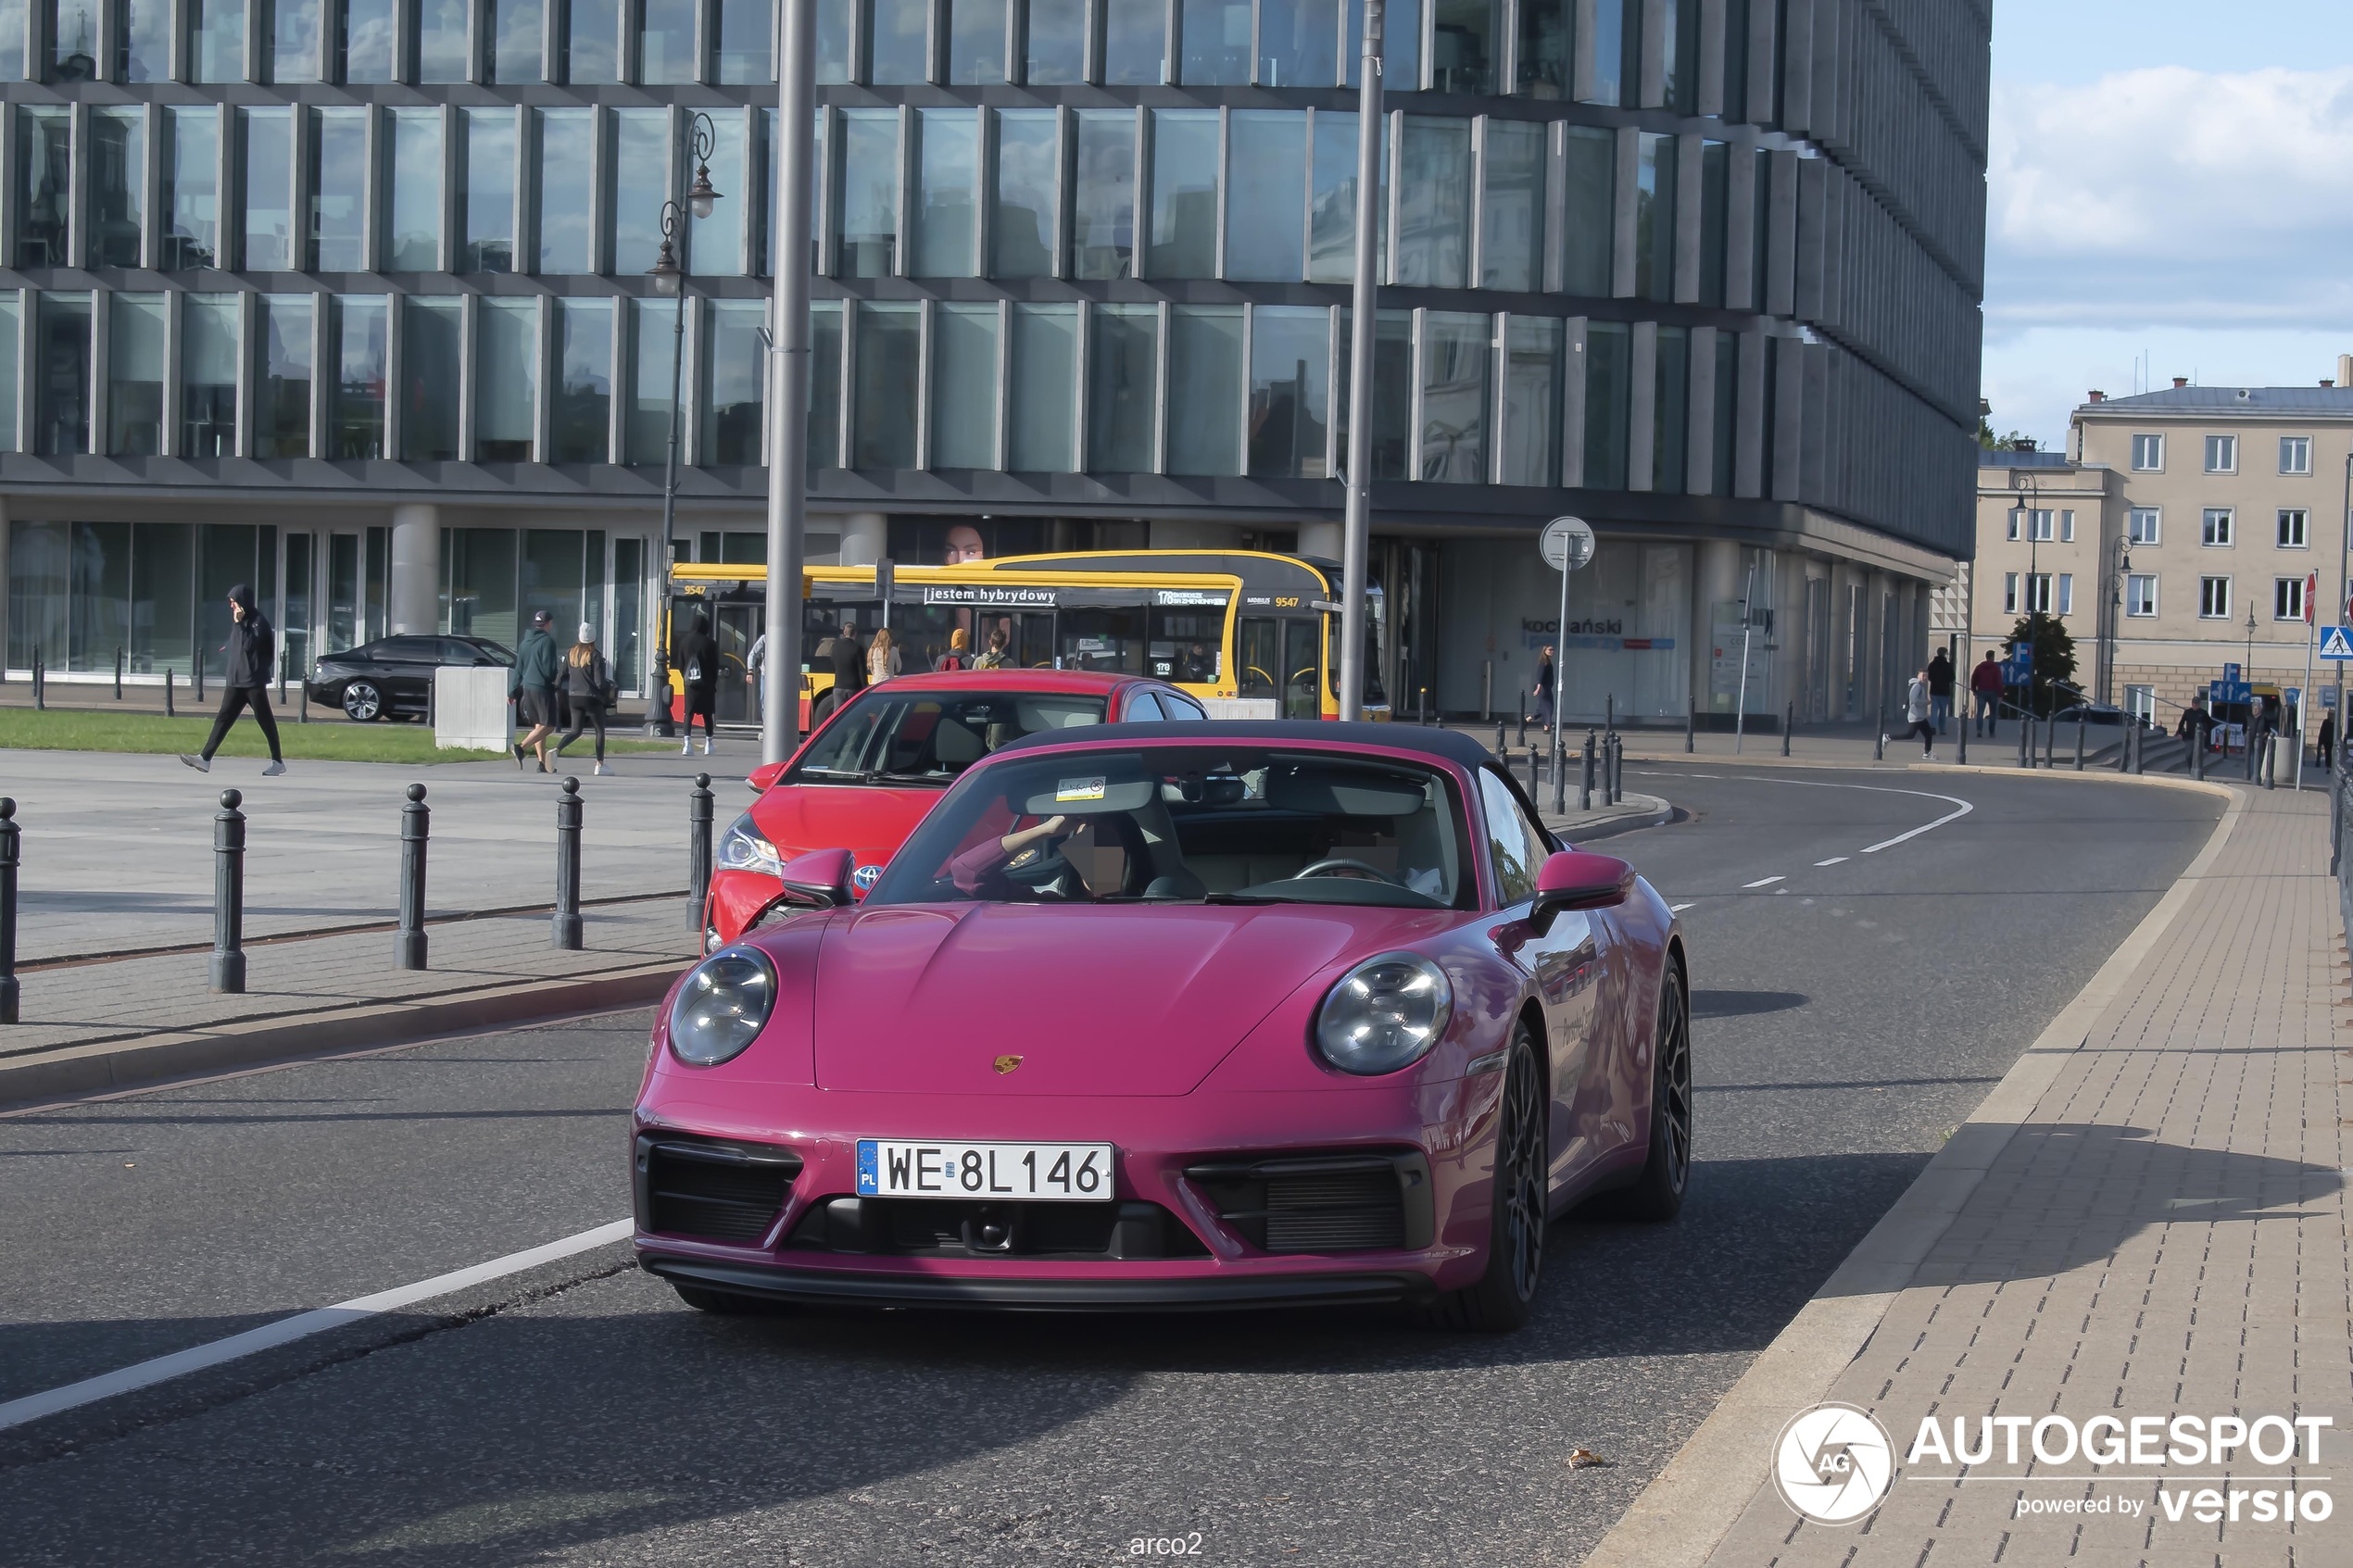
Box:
1590;779;2348;1565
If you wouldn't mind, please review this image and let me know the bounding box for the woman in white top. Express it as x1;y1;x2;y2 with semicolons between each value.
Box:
866;626;902;684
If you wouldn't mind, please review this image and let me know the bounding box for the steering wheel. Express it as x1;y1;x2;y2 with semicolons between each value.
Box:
1295;857;1396;884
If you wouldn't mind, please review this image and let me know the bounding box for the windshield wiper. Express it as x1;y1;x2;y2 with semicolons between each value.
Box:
1198;891;1301;905
873;771;952;785
793;766;877;782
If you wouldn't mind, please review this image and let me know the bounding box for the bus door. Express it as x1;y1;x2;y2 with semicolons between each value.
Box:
1238;618;1280;707
712;604;759;723
1283;619;1321;719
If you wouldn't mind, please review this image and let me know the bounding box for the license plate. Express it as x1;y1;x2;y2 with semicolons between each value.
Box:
855;1140;1115;1202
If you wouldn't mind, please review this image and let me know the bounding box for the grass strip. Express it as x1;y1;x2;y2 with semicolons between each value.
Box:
0;709;673;765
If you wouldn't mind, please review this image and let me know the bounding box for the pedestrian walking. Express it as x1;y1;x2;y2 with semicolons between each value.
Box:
1885;668;1937;759
745;631;767;719
551;623;614;775
2318;709;2336;768
865;625;902;685
1533;645;1556;731
1926;648;1955;735
179;584;286;776
677;612;719;756
935;627;973;672
509;608;562;771
2180;695;2216;755
1969;648;2003;736
830;618;865;698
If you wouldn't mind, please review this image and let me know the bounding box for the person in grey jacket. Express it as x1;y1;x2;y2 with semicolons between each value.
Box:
179;584;285;776
1886;669;1936;759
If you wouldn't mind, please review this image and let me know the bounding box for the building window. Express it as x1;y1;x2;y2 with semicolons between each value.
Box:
1167;305;1243;475
2204;433;2236;473
1008;301;1076;471
1103;0;1164;83
190;0;245;81
2198;576;2230;620
946;0;1006;84
1264;0;1340;86
2027;508;2054;542
15;107;68;268
474;297;537;460
182;294;239;457
1250;305;1331;480
625;297;678;463
2059;509;2075;542
1696;139;1727;307
640;0;696;82
1149;108;1220;279
2056;573;2073;615
2001;572;2017;615
2279;508;2308;548
929;301;1000;469
851;300;919;468
1653;325;1688;494
563;0;617;82
2004;508;2019;542
401;296;462;460
490;0;541;82
713;0;769;82
1334;304;1412;481
992;107;1057;279
1071;109;1136;281
462;108;518;273
242;107;294;270
813;0;849;81
1417;310;1489;483
2281;435;2311;475
125;0;172;81
1227;111;1306;282
1562;125;1613;297
1583;320;1629;490
387;108;443;271
2020;573;2053;614
1428;0;1494;92
1349;0;1421;89
2275;577;2308;621
0;295;19;456
807;298;842;464
1517;0;1567;96
2128;507;2160;545
2125;574;2158;617
2123;685;2155;721
255;294;310;457
1480;119;1544;293
836;107;900;278
613;109;670;274
689;114;747;275
1634;131;1677;302
912;107;978;278
107;293;166;456
701;298;766;463
2131;433;2162;470
309;107;366;270
418;0;467;81
551;297;612;463
90;108;145;269
329;294;387;458
1395;116;1472;288
2202;508;2232;546
1307;109;1382;285
1499;314;1561;487
1182;0;1251;85
535;109;596;274
1022;0;1083;85
1583;0;1630;104
1088;302;1158;471
36;291;92;456
342;0;396;82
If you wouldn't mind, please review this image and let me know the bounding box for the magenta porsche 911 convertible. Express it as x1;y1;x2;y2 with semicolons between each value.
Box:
632;721;1690;1331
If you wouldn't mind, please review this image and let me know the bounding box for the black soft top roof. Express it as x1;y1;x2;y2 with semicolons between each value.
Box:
989;720;1493;771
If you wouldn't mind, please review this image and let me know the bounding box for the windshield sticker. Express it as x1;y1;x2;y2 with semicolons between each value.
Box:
1055;777;1107;803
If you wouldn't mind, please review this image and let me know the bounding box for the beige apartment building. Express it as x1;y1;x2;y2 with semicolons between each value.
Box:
1969;367;2353;723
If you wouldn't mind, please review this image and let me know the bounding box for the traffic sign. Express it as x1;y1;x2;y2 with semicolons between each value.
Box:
2321;626;2353;660
1539;516;1595;572
2224;662;2242;684
2211;680;2251;707
2005;648;2033;684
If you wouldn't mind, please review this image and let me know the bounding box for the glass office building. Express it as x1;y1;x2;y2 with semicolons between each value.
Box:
0;0;1987;724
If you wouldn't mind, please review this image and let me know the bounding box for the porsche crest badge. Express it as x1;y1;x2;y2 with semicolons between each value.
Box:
991;1055;1023;1075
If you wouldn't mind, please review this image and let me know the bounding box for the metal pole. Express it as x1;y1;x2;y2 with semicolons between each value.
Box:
396;784;429;970
2337;451;2350;769
1956;706;1967;764
1684;696;1693;753
2194;724;2206;782
1337;0;1383;721
209;789;245;994
1494;718;1505;757
297;672;308;723
1609;732;1622;805
2042;712;2055;769
2298;608;2316;793
552;777;584;950
2017;706;2028;768
1781;700;1792;758
165;666;174;718
764;0;815;764
31;652;42;711
1553;563;1569;803
1517;698;1526;746
114;646;122;700
1732;561;1755;754
0;797;17;1023
657;213;688;736
689;771;715;935
1526;743;1539;799
2074;718;2084;771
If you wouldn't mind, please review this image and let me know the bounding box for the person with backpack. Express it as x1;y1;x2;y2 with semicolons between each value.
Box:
509;608;563;771
179;584;286;776
551;623;615;775
935;627;973;672
677;612;719;756
972;625;1011;671
1885;668;1937;759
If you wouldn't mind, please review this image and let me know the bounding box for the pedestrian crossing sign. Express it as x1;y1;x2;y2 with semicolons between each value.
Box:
2321;626;2353;660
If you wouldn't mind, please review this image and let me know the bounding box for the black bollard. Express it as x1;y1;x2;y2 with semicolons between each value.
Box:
115;646;123;700
688;772;714;932
396;784;429;970
2074;719;2085;771
31;652;43;711
2017;712;2029;769
1579;730;1597;811
553;777;584;950
1608;733;1623;805
210;789;245;994
1957;711;1968;765
0;797;18;1023
1685;698;1694;754
2194;728;2207;782
165;666;175;718
1517;700;1527;747
1495;718;1505;758
1781;701;1793;758
195;651;204;704
2043;715;2056;770
1605;694;1615;735
1526;745;1539;800
298;671;308;723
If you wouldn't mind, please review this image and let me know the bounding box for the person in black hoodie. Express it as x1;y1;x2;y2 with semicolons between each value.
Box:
677;612;720;756
181;585;286;775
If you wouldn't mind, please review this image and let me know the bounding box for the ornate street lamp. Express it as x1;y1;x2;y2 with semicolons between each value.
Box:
642;112;722;736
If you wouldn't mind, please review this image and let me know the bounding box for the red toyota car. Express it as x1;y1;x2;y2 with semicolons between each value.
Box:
703;670;1208;951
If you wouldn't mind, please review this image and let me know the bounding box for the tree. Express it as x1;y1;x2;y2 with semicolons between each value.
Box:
1978;416;2035;452
2008;615;2078;715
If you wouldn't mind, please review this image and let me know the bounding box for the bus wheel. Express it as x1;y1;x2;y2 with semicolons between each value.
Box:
809;690;837;726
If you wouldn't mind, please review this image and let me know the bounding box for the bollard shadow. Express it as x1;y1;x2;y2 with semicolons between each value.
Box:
1690;987;1806;1019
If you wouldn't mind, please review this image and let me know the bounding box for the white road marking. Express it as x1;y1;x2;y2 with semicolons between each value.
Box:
1718;775;1976;859
0;1218;633;1433
1669;902;1695;913
1743;875;1785;888
1814;857;1849;867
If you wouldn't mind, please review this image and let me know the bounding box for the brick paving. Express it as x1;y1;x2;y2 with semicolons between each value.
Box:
1699;783;2349;1565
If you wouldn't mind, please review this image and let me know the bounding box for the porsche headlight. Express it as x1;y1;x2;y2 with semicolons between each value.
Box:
1314;953;1453;1076
716;810;783;878
667;949;776;1067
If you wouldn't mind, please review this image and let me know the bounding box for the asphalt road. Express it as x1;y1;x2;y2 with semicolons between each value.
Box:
0;764;2224;1567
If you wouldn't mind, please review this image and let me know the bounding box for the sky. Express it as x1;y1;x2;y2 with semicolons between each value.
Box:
1980;0;2353;447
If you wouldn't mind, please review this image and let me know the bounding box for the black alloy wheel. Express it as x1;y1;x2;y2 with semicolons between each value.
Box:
1616;958;1692;1221
342;681;383;721
1431;1022;1547;1333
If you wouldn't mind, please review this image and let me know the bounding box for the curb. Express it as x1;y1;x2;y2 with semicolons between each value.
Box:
1578;779;2249;1568
0;961;686;1110
1540;793;1674;844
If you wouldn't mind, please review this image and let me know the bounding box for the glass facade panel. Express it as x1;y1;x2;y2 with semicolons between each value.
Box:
161;107;220;268
1023;0;1082;84
702;298;764;462
330;294;386;458
1480;119;1542;292
68;521;130;671
1148;109;1217;278
90;107;144;269
866;0;925;82
626;297;678;463
1088;303;1155;471
388;107;442;271
991;107;1055;278
1699;141;1727;306
1562;124;1612;296
1345;0;1416;88
1430;0;1494;93
243;107;293;269
1248;305;1327;479
912;107;977;277
640;0;694;82
7;521;66;671
340;0;393;79
463;108;517;272
522;529;586;636
1070;109;1134;280
1585;0;1634;106
1181;0;1248;84
107;293;166;456
837;107;899;278
1501;314;1560;486
1167;306;1241;475
946;0;1002;83
535;108;595;273
1259;0;1336;86
401;296;461;459
1653;324;1686;492
852;302;918;468
491;0;540;81
130;521;195;671
1395;117;1469;288
0;295;17;454
1665;0;1697;114
1333;307;1411;480
444;528;517;646
124;0;171;81
689;112;746;273
808;299;842;465
182;293;239;457
611;535;643;689
1008;302;1075;471
931;302;998;469
551;297;612;462
1516;0;1565;96
190;0;244;81
814;0;850;81
256;293;310;458
310;107;366;270
418;0;466;81
1103;0;1162;83
563;0;616;82
1712;327;1735;495
1227;111;1304;282
1419;310;1486;482
475;297;536;459
612;108;669;273
1583;319;1629;489
1307;110;1384;283
36;291;91;456
1635;132;1675;302
714;0;769;82
16;107;68;267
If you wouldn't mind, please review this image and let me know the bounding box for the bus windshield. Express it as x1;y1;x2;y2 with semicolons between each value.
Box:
788;690;1109;785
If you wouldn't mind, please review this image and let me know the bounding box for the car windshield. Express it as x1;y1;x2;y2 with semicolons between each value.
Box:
864;747;1470;910
473;639;515;663
787;690;1110;785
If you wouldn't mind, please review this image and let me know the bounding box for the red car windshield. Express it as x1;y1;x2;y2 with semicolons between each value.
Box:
788;690;1111;786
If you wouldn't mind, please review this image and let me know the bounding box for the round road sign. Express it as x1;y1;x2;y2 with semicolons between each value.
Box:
1540;516;1595;572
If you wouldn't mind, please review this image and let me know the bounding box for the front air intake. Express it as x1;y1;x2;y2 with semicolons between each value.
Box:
635;1134;802;1243
1184;1151;1434;1255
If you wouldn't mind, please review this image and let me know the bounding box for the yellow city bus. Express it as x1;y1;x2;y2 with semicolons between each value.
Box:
660;549;1387;730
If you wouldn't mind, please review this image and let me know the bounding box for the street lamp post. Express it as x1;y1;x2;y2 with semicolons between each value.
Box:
2102;531;2132;708
2009;473;2041;718
1337;0;1383;721
639;114;722;737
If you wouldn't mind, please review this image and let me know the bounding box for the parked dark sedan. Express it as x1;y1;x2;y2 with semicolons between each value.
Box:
307;635;514;721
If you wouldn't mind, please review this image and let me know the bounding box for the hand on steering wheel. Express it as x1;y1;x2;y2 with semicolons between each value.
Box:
1294;856;1396;884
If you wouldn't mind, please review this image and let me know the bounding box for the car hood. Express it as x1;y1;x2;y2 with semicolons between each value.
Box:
751;783;943;875
811;902;1431;1096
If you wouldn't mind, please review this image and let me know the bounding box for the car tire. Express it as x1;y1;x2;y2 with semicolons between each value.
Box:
1428;1022;1547;1334
342;681;383;721
809;689;838;727
672;1283;793;1316
1612;957;1692;1223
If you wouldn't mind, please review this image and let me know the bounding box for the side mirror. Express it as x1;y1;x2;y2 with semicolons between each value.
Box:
774;847;855;909
1529;850;1634;935
747;759;787;794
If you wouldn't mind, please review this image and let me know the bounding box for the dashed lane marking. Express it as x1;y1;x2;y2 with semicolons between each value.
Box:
1815;857;1849;866
1743;875;1786;888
